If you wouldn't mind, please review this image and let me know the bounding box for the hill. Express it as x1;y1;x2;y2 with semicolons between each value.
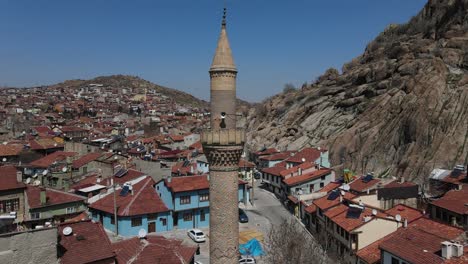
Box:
247;0;468;182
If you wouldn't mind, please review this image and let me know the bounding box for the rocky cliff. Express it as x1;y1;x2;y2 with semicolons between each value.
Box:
247;0;468;182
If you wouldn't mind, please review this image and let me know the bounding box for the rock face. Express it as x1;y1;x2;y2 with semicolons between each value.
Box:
247;0;468;182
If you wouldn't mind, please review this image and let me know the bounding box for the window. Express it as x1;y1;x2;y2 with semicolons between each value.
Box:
200;210;205;222
321;175;326;180
180;195;191;205
131;217;142;227
345;232;349;240
320;182;324;188
391;257;399;264
156;186;159;190
160;218;167;226
66;207;76;214
183;212;192;221
111;215;115;225
148;213;157;221
435;208;441;219
31;212;41;219
336;224;340;233
199;193;209;202
0;198;20;213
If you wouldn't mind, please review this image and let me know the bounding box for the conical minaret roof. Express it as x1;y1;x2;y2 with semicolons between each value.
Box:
210;8;237;72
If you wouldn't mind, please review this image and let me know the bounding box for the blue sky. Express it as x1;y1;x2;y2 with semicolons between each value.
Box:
0;0;427;102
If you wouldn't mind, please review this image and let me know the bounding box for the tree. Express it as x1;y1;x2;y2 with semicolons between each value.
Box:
264;219;332;264
283;83;297;93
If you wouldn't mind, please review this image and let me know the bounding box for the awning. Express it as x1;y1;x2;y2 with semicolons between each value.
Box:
78;184;106;193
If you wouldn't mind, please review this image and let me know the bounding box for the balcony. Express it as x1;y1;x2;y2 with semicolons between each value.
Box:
201;129;245;146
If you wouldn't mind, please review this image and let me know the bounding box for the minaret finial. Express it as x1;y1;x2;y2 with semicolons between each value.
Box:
222;7;226;27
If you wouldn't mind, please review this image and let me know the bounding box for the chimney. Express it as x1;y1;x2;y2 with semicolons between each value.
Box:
298;167;302;176
40;189;47;205
16;171;23;183
167;176;172;183
451;216;457;226
339;195;343;203
403;218;408;228
457;184;463;191
441;241;453;260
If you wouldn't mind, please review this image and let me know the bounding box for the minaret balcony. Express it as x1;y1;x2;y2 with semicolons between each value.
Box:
201;128;245;146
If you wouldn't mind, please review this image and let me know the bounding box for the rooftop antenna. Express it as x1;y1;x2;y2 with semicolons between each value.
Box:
222;4;227;28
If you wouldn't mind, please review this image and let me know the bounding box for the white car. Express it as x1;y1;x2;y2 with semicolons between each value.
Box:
239;256;256;263
188;229;206;242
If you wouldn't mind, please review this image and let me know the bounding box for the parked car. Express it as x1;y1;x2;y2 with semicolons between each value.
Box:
239;256;256;263
254;172;261;179
239;208;249;223
188;229;206;242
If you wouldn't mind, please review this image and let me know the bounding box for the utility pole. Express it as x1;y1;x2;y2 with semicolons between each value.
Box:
251;167;254;206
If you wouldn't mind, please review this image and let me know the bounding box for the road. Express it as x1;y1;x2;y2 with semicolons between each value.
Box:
163;180;298;264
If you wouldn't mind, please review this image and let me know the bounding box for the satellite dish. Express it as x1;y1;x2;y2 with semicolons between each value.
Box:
343;184;350;191
42;170;49;175
2;158;6;162
26;178;31;184
62;167;68;173
62;226;73;236
109;149;113;153
340;190;345;196
395;214;402;222
54;143;58;147
138;229;147;238
114;156;118;160
301;158;306;162
372;209;377;216
32;173;38;178
118;152;122;155
2;142;7;145
33;180;41;186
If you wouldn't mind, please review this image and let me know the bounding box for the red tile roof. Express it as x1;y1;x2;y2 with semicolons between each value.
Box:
61;126;88;133
313;191;356;210
261;166;285;177
319;182;341;193
359;217;465;264
285;147;326;164
72;152;102;169
113;169;146;185
430;187;468;215
165;175;246;193
259;151;294;161
0;144;23;157
385;204;423;223
26;186;86;209
29;138;64;150
349;176;380;193
169;134;184;142
305;204;317;214
58;220;115;264
29;151;77;168
239;159;255;168
287;195;299;204
90;177;169;216
328;204;390;232
283;169;332;186
0;165;26;191
440;170;467;185
112;236;197;264
280;162;314;177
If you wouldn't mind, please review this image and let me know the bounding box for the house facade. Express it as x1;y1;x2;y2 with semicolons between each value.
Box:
156;175;249;230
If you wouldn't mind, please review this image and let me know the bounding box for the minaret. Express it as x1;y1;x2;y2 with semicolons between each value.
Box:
201;8;245;264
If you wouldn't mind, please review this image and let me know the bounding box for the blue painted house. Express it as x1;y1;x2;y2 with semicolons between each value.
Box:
156;175;249;230
89;176;172;237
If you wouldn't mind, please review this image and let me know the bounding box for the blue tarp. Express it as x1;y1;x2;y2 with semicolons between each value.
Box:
239;238;264;257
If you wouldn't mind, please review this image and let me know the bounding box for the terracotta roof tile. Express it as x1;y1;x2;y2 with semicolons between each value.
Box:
58;220;115;264
255;148;279;156
29;151;77;168
283;169;331;186
29;138;64;150
165;175;246;193
285;147;326;164
0;144;23;157
113;236;197;264
305;204;317;214
0;165;26;191
319;182;341;193
430;187;468;215
239;159;255;168
261;166;285;177
313;191;356;210
259;151;294;161
349;176;380;193
72;152;102;169
113;169;146;185
90;177;169;216
385;204;423;223
26;185;86;209
280;162;314;177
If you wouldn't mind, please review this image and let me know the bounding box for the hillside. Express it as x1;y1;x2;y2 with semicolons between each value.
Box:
48;75;209;108
247;0;468;182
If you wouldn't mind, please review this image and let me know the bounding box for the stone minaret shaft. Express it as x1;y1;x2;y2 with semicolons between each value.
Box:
202;8;245;264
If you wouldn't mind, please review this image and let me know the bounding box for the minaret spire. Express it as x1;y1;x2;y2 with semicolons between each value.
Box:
222;7;226;27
